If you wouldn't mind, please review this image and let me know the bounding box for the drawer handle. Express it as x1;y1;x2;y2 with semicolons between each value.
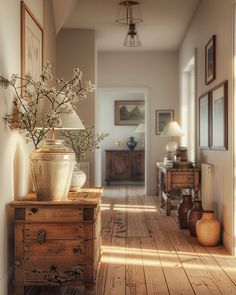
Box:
31;208;38;214
73;246;82;254
37;229;46;244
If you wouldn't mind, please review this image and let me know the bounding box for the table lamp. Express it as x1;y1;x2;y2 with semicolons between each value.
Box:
161;121;184;161
135;123;145;148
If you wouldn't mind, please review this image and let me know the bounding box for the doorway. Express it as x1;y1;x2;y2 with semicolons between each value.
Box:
95;87;149;194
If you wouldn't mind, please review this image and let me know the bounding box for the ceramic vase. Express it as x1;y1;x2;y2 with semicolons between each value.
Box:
177;194;193;229
70;162;86;191
196;210;220;246
187;200;203;237
30;139;75;201
127;136;137;150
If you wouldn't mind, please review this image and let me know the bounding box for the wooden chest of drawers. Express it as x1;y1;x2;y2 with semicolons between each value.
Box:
10;188;102;294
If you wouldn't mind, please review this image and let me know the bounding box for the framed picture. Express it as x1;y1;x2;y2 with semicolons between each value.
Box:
115;100;145;125
21;1;43;82
205;35;216;85
199;92;210;149
210;80;228;150
155;109;174;135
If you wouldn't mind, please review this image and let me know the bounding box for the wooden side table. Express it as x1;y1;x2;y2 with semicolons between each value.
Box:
10;188;103;295
156;163;200;216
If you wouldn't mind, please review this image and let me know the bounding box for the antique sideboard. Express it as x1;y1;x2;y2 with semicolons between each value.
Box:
105;149;144;185
10;188;102;295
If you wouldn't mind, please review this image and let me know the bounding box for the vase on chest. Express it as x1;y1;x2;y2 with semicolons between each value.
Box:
70;162;86;191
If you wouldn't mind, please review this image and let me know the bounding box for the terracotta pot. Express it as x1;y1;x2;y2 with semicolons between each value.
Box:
187;200;203;237
177;194;193;229
196;210;220;246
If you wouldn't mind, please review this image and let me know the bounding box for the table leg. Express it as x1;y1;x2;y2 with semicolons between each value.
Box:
166;196;171;216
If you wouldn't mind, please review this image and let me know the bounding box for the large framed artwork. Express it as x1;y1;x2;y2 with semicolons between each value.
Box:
210;80;228;150
21;1;43;82
155;109;174;135
205;35;216;85
199;92;210;149
115;100;145;125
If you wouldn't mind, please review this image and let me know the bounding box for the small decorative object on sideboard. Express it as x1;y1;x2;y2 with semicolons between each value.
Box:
196;210;220;246
187;200;203;237
127;136;137;150
177;194;193;229
60;124;108;191
176;146;188;162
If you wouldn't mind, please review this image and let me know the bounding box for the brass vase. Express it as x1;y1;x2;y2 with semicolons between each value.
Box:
30;139;75;201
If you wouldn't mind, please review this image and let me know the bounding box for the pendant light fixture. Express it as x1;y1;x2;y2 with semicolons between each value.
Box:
115;0;143;25
124;23;141;47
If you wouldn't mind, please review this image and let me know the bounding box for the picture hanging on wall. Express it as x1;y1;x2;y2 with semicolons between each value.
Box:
205;35;216;85
210;80;228;150
115;100;145;125
21;1;43;83
199;92;210;149
155;109;174;135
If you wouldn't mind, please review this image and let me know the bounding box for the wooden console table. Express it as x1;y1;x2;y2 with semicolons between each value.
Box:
10;188;102;295
105;150;144;185
156;163;200;216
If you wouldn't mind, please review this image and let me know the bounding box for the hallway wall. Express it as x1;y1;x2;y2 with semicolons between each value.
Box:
0;1;56;293
179;0;234;252
97;51;179;194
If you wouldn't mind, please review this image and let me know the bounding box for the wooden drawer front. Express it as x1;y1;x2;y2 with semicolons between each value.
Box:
25;207;83;221
24;259;84;284
171;172;194;187
24;223;93;240
24;240;90;258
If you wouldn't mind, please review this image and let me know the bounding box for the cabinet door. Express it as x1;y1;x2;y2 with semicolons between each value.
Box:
131;153;144;180
109;154;130;180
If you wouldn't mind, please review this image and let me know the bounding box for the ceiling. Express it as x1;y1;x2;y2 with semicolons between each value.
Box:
53;0;200;51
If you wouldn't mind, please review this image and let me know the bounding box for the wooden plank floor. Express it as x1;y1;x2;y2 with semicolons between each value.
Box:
21;186;236;294
97;186;236;295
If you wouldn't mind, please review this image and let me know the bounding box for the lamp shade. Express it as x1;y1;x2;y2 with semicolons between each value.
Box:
58;109;85;130
124;23;141;47
161;121;184;137
135;123;145;133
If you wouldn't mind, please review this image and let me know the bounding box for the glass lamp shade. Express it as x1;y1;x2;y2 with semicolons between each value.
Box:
124;23;141;47
115;0;143;25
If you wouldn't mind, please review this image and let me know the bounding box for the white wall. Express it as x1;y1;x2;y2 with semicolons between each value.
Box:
179;0;234;252
0;1;56;293
96;88;145;185
57;28;96;185
97;51;179;194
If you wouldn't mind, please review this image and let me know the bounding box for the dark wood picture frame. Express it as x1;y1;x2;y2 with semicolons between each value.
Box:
205;35;216;85
199;92;210;149
210;80;228;150
21;1;43;82
155;109;174;135
115;100;145;125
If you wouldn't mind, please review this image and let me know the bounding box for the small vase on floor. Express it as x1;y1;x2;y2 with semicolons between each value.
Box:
196;210;220;246
70;162;86;191
187;200;203;237
177;194;193;229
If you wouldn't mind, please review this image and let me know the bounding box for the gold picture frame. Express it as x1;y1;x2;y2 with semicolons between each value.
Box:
115;100;145;125
21;1;43;82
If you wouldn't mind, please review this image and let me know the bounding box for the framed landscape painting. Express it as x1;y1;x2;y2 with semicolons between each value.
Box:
21;1;43;82
115;100;145;125
199;92;210;149
155;109;174;135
